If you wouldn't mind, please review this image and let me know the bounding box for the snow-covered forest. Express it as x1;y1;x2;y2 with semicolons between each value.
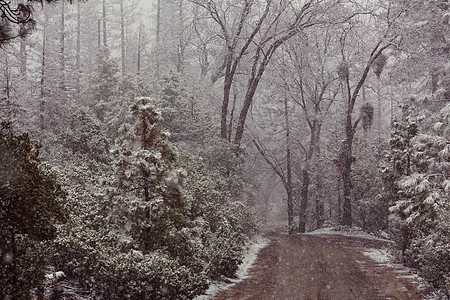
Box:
0;0;448;299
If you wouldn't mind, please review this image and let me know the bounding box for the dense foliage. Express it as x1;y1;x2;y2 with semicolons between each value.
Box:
35;99;258;299
385;102;449;294
0;122;66;299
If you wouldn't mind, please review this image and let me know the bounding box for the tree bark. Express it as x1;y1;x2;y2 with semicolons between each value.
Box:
156;0;161;44
341;117;354;226
228;92;237;142
137;23;142;75
298;122;321;233
176;0;184;73
155;0;161;75
221;69;233;139
76;0;81;95
40;13;48;130
284;97;294;233
60;0;65;91
298;169;309;233
120;0;125;75
97;19;101;49
19;38;26;78
315;173;324;229
103;0;107;47
4;56;11;119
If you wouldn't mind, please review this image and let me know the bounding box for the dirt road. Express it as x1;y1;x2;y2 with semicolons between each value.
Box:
216;231;426;300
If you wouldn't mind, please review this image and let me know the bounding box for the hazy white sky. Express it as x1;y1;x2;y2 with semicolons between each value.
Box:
138;0;156;15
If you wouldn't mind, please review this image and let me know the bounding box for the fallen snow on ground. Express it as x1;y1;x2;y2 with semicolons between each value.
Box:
362;248;394;263
360;247;440;298
305;226;393;242
194;235;270;300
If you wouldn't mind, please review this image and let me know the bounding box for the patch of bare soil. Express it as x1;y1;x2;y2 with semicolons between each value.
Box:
215;231;426;300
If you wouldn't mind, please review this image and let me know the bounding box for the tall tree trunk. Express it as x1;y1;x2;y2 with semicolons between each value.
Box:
218;1;271;140
377;79;381;138
234;41;284;145
176;0;184;73
155;0;161;75
97;19;101;49
4;56;11;119
19;38;26;78
60;0;65;91
40;13;48;130
315;173;324;229
120;0;125;75
299;123;321;232
221;68;233;139
137;23;142;75
341;111;355;226
102;0;107;47
338;39;392;227
298;169;309;233
76;0;81;96
284;97;294;233
227;92;237;142
156;0;161;44
337;177;342;224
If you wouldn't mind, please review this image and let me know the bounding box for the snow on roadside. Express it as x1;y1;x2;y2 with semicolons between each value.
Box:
194;235;270;300
236;235;270;279
361;247;442;298
362;248;394;263
305;226;393;242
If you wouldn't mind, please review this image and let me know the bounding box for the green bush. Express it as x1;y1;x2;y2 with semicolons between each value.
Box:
0;122;66;299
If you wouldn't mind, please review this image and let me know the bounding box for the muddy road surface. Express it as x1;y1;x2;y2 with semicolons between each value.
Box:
216;231;426;300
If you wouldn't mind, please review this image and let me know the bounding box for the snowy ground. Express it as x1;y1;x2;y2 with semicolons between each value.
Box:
194;235;270;300
362;248;394;263
305;225;393;243
215;231;427;299
361;247;448;300
306;226;444;298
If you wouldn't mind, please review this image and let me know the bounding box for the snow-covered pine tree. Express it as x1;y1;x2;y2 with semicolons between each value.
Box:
390;102;449;293
155;71;211;144
88;47;119;122
111;97;192;258
382;104;421;256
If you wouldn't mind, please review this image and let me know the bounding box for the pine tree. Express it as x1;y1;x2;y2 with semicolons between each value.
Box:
386;99;449;294
111;97;191;257
390;103;449;292
89;47;119;122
